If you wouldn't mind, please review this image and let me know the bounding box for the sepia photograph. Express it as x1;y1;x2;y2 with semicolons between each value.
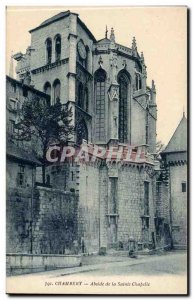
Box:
5;6;188;295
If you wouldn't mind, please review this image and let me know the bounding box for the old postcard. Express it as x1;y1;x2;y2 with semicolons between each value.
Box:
6;6;188;295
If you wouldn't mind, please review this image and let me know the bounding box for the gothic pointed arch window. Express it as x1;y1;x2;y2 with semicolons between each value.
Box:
44;82;51;105
94;68;106;141
44;82;51;95
53;79;61;104
78;82;83;108
45;38;52;64
76;119;88;145
84;87;89;112
118;72;130;143
55;34;61;61
135;73;142;90
85;46;90;70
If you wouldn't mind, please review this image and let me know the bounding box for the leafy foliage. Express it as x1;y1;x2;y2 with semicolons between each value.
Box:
14;97;74;150
156;140;165;156
14;97;74;182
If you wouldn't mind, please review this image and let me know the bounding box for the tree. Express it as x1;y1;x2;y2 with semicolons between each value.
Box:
156;140;165;158
14;96;74;183
41;209;78;254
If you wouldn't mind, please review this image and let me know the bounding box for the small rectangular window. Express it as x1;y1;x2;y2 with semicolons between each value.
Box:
19;173;24;186
18;165;25;186
145;218;149;229
110;177;118;214
9;119;15;134
23;87;28;97
156;181;161;196
9;98;17;110
144;181;149;215
182;182;186;193
19;165;25;173
12;82;17;93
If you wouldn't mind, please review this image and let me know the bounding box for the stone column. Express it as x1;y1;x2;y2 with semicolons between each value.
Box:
108;83;119;142
148;80;157;153
67;13;78;143
106;164;119;248
108;49;119;143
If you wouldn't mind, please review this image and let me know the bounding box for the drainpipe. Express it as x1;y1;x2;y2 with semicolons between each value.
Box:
99;210;101;252
98;168;101;252
30;165;35;254
168;164;173;249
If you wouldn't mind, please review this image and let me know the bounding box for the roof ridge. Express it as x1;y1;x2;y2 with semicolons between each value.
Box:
163;115;187;153
40;10;70;26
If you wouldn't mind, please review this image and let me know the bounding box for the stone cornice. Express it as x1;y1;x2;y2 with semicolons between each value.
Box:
67;72;77;78
168;160;187;166
31;58;69;74
68;33;78;40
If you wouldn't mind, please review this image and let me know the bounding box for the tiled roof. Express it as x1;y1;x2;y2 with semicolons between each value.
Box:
96;38;111;44
40;11;71;26
29;10;96;42
162;115;187;153
7;143;42;166
6;76;50;100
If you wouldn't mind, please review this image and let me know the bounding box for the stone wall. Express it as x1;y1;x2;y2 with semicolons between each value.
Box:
131;97;146;146
7;153;161;255
47;161;109;253
98;166;109;249
155;160;187;249
32;186;78;254
30;17;70;70
75;161;157;253
30;16;70;105
169;163;187;248
7;253;81;276
7;159;35;189
117;165;156;249
155;179;171;248
6;155;37;253
6;185;78;255
6;186;34;253
148;109;157;153
77;163;101;253
117;165;143;244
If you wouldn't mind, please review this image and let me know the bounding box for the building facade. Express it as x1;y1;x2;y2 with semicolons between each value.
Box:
160;115;187;249
14;10;157;151
6;76;78;254
9;10;186;254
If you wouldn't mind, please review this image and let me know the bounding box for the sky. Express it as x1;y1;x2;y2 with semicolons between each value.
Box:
6;6;187;145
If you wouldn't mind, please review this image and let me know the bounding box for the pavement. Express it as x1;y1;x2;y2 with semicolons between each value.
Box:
8;250;187;279
6;251;187;294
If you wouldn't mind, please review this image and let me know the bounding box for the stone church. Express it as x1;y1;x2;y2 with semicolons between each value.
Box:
9;10;186;254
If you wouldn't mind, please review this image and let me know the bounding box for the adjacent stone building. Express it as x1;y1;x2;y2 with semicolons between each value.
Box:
160;115;187;249
6;76;78;254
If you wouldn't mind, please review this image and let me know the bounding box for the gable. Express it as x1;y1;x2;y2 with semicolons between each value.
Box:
163;115;187;153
